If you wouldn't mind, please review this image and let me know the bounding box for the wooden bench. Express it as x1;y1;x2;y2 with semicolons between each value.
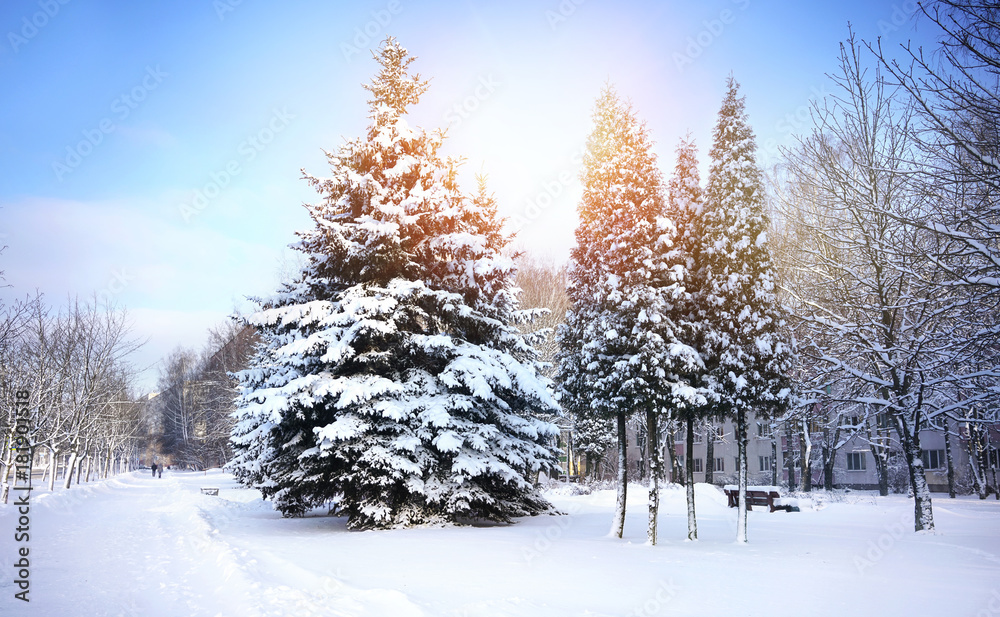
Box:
200;487;219;496
723;485;796;512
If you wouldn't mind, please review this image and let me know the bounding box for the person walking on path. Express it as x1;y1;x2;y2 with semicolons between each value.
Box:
151;463;158;478
158;465;163;479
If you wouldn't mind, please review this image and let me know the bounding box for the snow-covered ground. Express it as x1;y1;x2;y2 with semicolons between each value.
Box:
2;470;999;617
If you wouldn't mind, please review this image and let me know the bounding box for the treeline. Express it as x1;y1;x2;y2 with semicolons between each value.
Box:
148;322;256;470
773;4;1000;515
0;293;142;502
528;0;1000;539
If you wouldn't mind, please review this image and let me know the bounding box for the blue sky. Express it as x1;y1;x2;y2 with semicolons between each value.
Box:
0;0;934;392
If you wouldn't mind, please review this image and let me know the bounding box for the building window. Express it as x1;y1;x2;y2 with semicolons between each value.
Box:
693;431;703;444
757;422;773;438
715;457;725;473
759;456;772;472
921;449;946;470
714;426;725;442
693;458;703;473
847;451;867;471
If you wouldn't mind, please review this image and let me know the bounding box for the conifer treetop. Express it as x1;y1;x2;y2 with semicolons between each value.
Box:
574;84;665;286
364;37;429;119
701;74;793;415
667;134;702;268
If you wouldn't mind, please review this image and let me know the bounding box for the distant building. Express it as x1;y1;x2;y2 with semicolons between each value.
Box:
558;411;1000;494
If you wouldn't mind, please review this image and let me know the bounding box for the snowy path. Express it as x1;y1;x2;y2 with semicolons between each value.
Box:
1;471;423;617
2;471;1000;617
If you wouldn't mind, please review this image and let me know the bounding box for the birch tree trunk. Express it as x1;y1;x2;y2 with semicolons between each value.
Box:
647;409;661;545
610;410;628;539
895;415;935;532
685;417;697;541
800;418;813;492
736;410;749;544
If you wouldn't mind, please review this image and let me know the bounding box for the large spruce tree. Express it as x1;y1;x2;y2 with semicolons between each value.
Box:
229;38;559;529
557;86;702;543
701;76;794;543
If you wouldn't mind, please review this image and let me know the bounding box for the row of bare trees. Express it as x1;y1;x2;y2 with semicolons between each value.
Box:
147;321;257;470
0;292;144;503
770;0;1000;529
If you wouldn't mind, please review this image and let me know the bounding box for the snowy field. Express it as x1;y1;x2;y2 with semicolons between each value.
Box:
2;470;999;617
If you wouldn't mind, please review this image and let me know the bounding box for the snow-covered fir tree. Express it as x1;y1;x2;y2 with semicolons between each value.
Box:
556;86;702;543
666;134;713;542
229;38;559;529
701;76;794;543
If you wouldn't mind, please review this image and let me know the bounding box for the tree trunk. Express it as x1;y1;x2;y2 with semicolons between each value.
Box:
0;433;14;504
800;419;812;492
610;410;628;539
685;416;697;541
48;447;58;492
867;421;889;496
785;422;795;490
647;410;661;545
75;451;85;485
84;454;93;483
770;434;778;486
704;422;715;486
968;422;989;499
822;441;835;490
895;415;935;532
664;423;678;484
736;410;749;544
64;448;79;490
944;425;956;499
